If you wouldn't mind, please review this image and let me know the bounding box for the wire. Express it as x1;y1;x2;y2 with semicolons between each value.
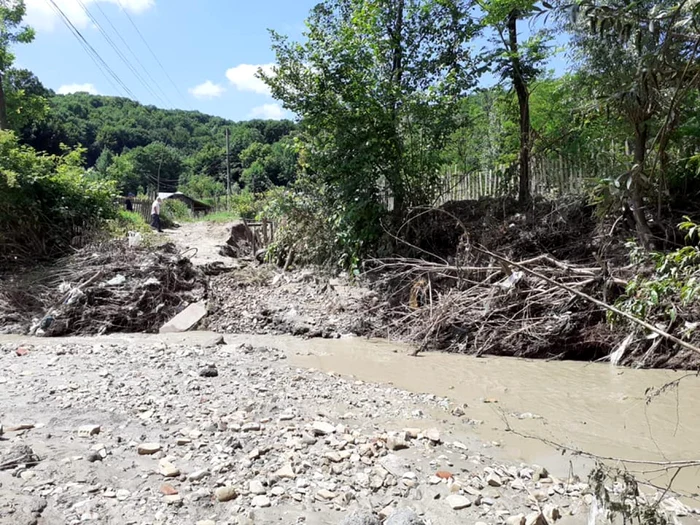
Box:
115;0;191;109
91;1;176;108
46;0;137;100
75;0;167;106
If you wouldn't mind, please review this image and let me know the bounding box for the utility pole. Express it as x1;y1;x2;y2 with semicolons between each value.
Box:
225;127;231;210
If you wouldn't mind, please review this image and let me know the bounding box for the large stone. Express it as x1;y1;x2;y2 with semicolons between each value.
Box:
249;480;266;495
525;513;547;525
445;494;471;510
385;508;426;525
159;460;180;478
312;421;336;435
506;515;526;525
340;512;380;525
275;463;296;479
137;443;161;455
215;486;238;502
159;301;207;334
487;472;503;487
251;495;271;508
425;429;441;443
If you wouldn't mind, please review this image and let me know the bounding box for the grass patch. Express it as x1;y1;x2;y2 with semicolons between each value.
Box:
200;210;240;223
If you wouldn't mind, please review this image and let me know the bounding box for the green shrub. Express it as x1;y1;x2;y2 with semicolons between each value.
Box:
230;190;264;220
0;131;116;264
161;199;192;222
108;210;151;237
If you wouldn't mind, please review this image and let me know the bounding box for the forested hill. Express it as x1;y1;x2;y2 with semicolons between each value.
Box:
17;92;298;195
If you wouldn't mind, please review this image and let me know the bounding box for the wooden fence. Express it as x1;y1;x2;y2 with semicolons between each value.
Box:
434;156;591;205
115;197;151;222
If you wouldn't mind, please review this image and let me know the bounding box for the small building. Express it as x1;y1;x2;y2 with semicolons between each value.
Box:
158;192;212;216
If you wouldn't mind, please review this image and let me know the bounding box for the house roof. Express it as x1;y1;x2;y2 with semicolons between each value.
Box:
157;192;211;209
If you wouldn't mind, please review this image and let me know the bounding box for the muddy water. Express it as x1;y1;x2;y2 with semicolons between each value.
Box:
227;334;700;497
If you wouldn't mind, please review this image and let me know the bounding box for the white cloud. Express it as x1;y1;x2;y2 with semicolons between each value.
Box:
57;83;99;95
249;103;285;120
26;0;154;32
225;63;274;95
189;80;225;99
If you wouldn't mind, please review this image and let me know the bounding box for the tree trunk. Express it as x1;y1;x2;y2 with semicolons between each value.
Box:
0;71;9;131
630;122;654;249
507;11;531;205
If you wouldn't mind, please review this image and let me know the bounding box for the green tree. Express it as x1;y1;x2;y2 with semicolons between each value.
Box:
569;0;700;246
125;142;183;194
2;67;48;131
261;0;480;258
0;0;34;131
481;0;553;203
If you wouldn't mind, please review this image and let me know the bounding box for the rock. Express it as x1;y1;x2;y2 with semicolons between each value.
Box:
188;469;210;481
163;494;183;506
340;511;380;525
312;421;336;435
251;495;271;508
160;484;178;496
159;301;207;333
115;489;130;501
435;471;453;479
77;425;101;437
534;466;549;482
137;443;161;455
199;364;218;378
445;494;471;510
271;486;285;496
215;486;238;502
525;513;547;525
544;505;562;522
249;480;266;495
85;451;102;463
387;437;409;451
316;489;336;500
159;460;180;477
506;515;526;525
275;463;296;479
15;347;29;357
486;472;503;487
197;521;216;525
385;508;426;525
242;422;261;431
425;428;441;443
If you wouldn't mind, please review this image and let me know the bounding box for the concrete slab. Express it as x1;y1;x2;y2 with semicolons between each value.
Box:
159;301;207;334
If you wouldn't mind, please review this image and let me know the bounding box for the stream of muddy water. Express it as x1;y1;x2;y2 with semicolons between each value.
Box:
227;334;700;499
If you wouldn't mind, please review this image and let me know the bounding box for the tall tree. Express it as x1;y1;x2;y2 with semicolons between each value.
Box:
569;0;700;247
481;0;552;203
0;0;34;130
261;0;480;251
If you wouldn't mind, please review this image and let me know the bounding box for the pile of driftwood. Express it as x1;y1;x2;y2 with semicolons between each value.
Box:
0;241;207;336
367;251;618;358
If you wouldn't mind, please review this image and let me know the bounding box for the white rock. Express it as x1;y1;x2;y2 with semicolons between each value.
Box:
215;486;238;502
249;480;266;495
158;460;180;478
242;422;261;431
188;469;210;482
425;428;441;443
506;515;526;525
137;443;161;455
115;489;130;501
78;425;101;438
445;494;471;510
312;421;336;435
251;495;271;507
275;463;296;479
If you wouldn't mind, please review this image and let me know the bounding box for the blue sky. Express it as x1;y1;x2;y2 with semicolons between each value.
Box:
15;0;569;122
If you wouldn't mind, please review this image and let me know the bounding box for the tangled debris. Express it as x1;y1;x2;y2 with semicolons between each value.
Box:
0;241;207;336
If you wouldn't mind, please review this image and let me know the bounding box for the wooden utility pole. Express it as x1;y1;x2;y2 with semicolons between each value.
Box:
225;127;231;210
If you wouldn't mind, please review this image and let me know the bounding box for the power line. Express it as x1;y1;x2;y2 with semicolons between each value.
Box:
45;0;137;100
91;1;176;108
115;0;191;109
75;0;167;106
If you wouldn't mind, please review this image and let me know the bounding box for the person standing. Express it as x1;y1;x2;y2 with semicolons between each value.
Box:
125;193;134;212
151;197;163;232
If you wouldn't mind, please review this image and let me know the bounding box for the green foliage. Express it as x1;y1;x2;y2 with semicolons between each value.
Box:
179;173;225;200
611;219;700;338
108;209;151;237
262;0;480;266
229;190;264;220
0;130;116;263
161;199;192;223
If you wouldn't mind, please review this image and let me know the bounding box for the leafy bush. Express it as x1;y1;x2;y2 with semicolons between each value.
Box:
230;190;264;220
108;210;151;237
161;199;192;223
0;131;116;264
611;218;700;343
